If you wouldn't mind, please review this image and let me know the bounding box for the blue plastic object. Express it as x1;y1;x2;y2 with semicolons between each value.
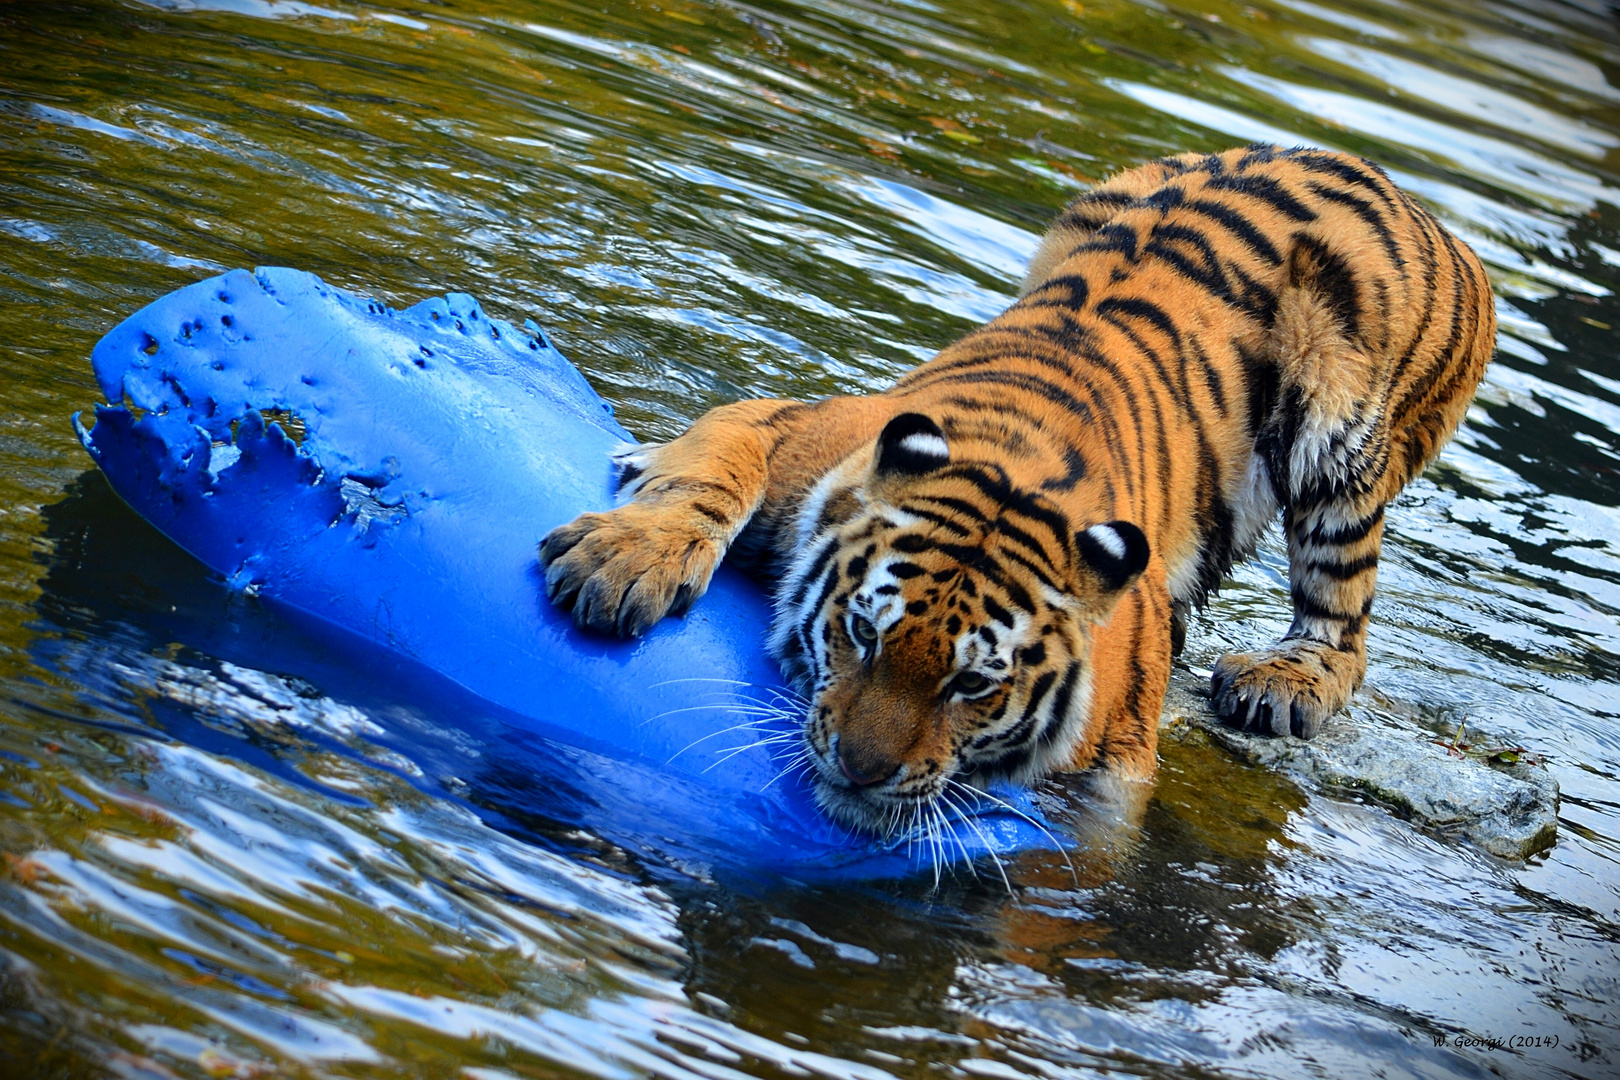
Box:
76;267;1065;879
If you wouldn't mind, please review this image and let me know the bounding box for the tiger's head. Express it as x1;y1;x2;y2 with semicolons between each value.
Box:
768;413;1149;836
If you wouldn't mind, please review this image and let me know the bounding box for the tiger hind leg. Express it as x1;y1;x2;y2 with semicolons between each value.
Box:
1212;246;1392;739
1210;502;1384;738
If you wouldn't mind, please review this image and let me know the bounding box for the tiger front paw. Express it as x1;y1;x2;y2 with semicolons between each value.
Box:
1210;641;1362;739
538;505;721;637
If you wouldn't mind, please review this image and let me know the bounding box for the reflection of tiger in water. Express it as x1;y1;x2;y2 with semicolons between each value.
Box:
540;144;1495;835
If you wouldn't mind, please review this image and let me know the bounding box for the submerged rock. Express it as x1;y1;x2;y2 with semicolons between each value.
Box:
1159;672;1559;860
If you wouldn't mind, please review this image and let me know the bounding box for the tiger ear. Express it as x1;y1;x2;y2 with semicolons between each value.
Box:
1072;521;1150;599
874;413;950;478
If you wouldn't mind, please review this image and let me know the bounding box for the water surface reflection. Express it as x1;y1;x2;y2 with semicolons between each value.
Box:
1;0;1618;1076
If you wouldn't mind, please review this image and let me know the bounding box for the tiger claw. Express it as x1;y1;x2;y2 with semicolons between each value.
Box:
1211;644;1347;740
537;506;721;638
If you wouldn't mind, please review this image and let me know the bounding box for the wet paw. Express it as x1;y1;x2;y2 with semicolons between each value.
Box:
1210;642;1358;739
538;505;718;637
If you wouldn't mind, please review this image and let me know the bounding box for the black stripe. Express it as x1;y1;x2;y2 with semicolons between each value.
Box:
1142;183;1186;212
1290;234;1363;343
1238;335;1279;439
977;319;1092;359
1227;262;1279;325
907;340;1082;390
1089;316;1184;523
1188;334;1228;417
1143;225;1234;304
1307;181;1404;273
1290;448;1385;510
933;544;1036;613
939;393;1051;424
981;668;1058;760
1303;551;1381;580
1394;227;1470;421
910;492;991;524
1072;342;1150;503
978;667;1056;761
982;594;1015;628
1205;172;1318;222
1021;272;1090;309
1289;583;1358;623
1095;300;1192;414
1020;669;1058;723
786;537;838;608
1304;504;1384;546
993;517;1064;572
1397;190;1443;360
1121;591;1148;726
1058;190;1134;229
899;504;973;536
999;546;1063;593
945;463;1072;553
1039;445;1087;493
1038;662;1082;747
799;561;842;656
761;402;813;456
1180;197;1284;265
1075;189;1136;208
1095;296;1184;352
1412;243;1487;430
1078;222;1140;260
1234;144;1281;171
1294;152;1397;210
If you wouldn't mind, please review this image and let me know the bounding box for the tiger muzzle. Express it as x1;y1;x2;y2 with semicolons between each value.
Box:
834;736;901;787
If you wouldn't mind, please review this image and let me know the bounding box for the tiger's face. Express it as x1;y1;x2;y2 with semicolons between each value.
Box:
768;414;1148;836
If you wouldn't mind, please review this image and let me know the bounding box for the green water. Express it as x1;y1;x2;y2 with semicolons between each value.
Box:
2;0;1619;1076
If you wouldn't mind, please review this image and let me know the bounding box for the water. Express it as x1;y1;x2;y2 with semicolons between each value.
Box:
2;0;1618;1076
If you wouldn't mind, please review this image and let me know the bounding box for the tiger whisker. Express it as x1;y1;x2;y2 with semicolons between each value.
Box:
934;798;977;884
649;677;771;690
645;680;808;718
666;718;796;762
883;799;904;842
774;751;814;775
914;801;940;888
927;802;951;889
939;786;1013;897
947;778;1077;887
642;703;793;728
708;733;801;758
760;747;814;791
702;737;798;771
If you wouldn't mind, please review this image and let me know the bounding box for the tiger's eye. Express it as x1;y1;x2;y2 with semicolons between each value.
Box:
952;671;990;695
852;616;879;643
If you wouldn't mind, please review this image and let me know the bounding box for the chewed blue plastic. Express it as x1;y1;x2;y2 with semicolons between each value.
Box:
76;267;1064;879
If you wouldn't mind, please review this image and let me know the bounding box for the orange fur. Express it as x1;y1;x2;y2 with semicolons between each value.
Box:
540;145;1495;835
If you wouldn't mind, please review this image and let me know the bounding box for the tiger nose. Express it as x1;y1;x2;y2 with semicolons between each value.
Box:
835;737;900;787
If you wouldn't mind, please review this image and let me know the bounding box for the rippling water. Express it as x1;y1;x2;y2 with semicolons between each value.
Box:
2;0;1618;1076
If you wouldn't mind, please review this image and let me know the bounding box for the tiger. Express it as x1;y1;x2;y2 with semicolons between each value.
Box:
539;144;1495;836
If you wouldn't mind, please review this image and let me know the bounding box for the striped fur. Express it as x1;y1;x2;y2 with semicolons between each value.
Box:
540;145;1495;835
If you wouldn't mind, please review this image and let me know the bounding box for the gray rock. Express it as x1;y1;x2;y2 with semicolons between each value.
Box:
1158;672;1559;860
